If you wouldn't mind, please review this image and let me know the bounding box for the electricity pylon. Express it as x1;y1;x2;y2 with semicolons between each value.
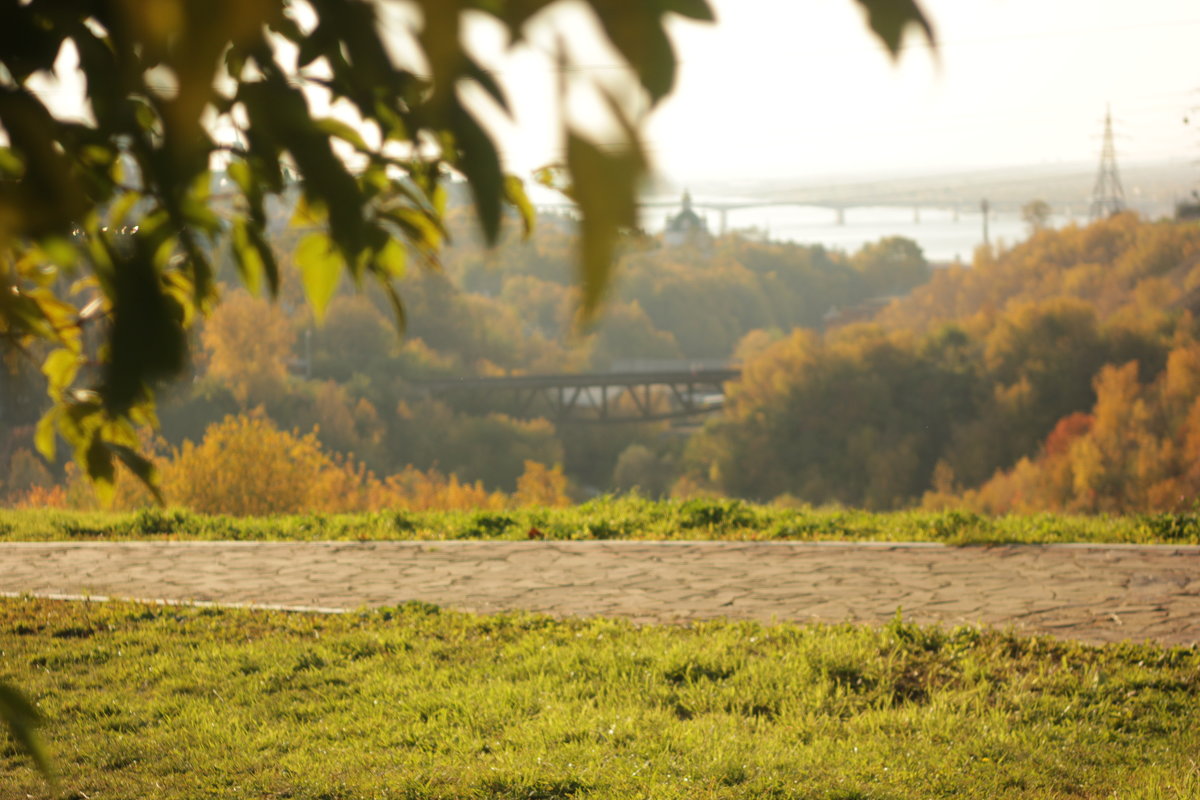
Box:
1089;105;1125;221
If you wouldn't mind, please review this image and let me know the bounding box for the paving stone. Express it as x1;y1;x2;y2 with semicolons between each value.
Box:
3;541;1200;646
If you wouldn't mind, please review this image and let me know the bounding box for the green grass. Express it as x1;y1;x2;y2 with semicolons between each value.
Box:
2;597;1198;798
3;498;1200;544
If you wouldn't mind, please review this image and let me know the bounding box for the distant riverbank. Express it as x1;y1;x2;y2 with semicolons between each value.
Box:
647;203;1077;263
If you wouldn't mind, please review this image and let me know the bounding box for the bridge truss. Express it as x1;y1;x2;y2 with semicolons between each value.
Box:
417;368;741;424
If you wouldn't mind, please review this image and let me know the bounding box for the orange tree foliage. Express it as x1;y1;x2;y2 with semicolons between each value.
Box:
200;289;296;407
696;216;1200;510
14;412;573;514
950;335;1200;514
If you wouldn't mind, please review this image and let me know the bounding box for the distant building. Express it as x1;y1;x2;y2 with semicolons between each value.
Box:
664;191;711;248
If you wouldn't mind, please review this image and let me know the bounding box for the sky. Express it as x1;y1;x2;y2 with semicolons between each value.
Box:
23;0;1200;188
473;0;1200;184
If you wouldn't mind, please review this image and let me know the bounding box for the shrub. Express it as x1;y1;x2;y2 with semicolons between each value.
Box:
161;413;364;515
513;461;571;507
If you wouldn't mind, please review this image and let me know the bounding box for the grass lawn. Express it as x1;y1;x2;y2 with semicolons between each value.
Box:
3;498;1200;545
1;597;1198;798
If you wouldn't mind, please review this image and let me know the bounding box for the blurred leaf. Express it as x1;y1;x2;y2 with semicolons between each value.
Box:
242;78;365;254
228;159;265;227
380;280;408;337
229;219;267;293
450;100;504;245
504;175;535;239
34;407;60;462
588;3;677;102
102;240;187;414
0;683;53;783
108;191;143;229
659;0;715;20
566;130;644;321
85;437;116;505
854;0;935;56
42;349;82;401
462;55;511;114
375;237;407;279
0;147;24;177
111;444;164;505
290;195;328;229
314;117;370;152
295;232;343;324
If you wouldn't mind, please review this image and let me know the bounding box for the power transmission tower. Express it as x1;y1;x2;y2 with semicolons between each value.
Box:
1089;105;1125;221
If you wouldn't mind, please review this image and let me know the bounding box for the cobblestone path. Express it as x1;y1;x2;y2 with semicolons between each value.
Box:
2;541;1199;645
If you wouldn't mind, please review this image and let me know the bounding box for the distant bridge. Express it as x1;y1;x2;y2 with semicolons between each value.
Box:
417;365;741;424
539;164;1186;234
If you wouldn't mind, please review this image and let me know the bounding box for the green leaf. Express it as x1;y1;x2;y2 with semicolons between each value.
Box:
295;232;343;324
103;239;187;414
375;238;407;279
588;5;676;102
566;129;645;321
108;191;143;229
34;407;59;462
85;437;116;505
0;147;24;177
504;175;536;240
450;101;504;245
111;444;164;505
313;117;370;152
0;683;53;782
228;159;265;227
381;280;408;337
659;0;715;21
42;349;82;401
290;194;328;229
854;0;935;57
231;219;264;295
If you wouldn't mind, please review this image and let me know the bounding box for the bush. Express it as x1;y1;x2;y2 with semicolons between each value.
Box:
161;413;363;515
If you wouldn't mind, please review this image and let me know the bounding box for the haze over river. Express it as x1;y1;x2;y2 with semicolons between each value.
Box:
649;203;1045;263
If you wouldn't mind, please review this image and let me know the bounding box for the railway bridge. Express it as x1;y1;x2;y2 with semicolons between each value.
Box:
416;364;741;424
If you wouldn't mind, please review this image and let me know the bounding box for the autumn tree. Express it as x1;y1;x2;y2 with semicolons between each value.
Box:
162;412;361;515
0;0;936;770
200;289;296;406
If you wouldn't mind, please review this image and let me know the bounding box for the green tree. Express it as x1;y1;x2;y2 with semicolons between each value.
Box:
0;0;934;776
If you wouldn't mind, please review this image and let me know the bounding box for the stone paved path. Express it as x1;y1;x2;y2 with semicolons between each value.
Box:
2;541;1199;646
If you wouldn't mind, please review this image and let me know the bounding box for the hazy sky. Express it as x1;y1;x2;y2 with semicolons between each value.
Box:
479;0;1200;183
25;0;1200;187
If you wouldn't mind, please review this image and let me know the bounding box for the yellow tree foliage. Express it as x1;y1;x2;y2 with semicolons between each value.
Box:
513;460;571;507
161;413;363;515
365;467;506;512
200;289;296;407
952;342;1200;514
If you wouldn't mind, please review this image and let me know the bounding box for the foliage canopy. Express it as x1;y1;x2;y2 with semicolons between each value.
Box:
0;0;931;497
0;0;934;773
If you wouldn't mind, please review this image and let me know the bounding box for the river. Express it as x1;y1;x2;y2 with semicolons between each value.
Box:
647;203;1084;264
